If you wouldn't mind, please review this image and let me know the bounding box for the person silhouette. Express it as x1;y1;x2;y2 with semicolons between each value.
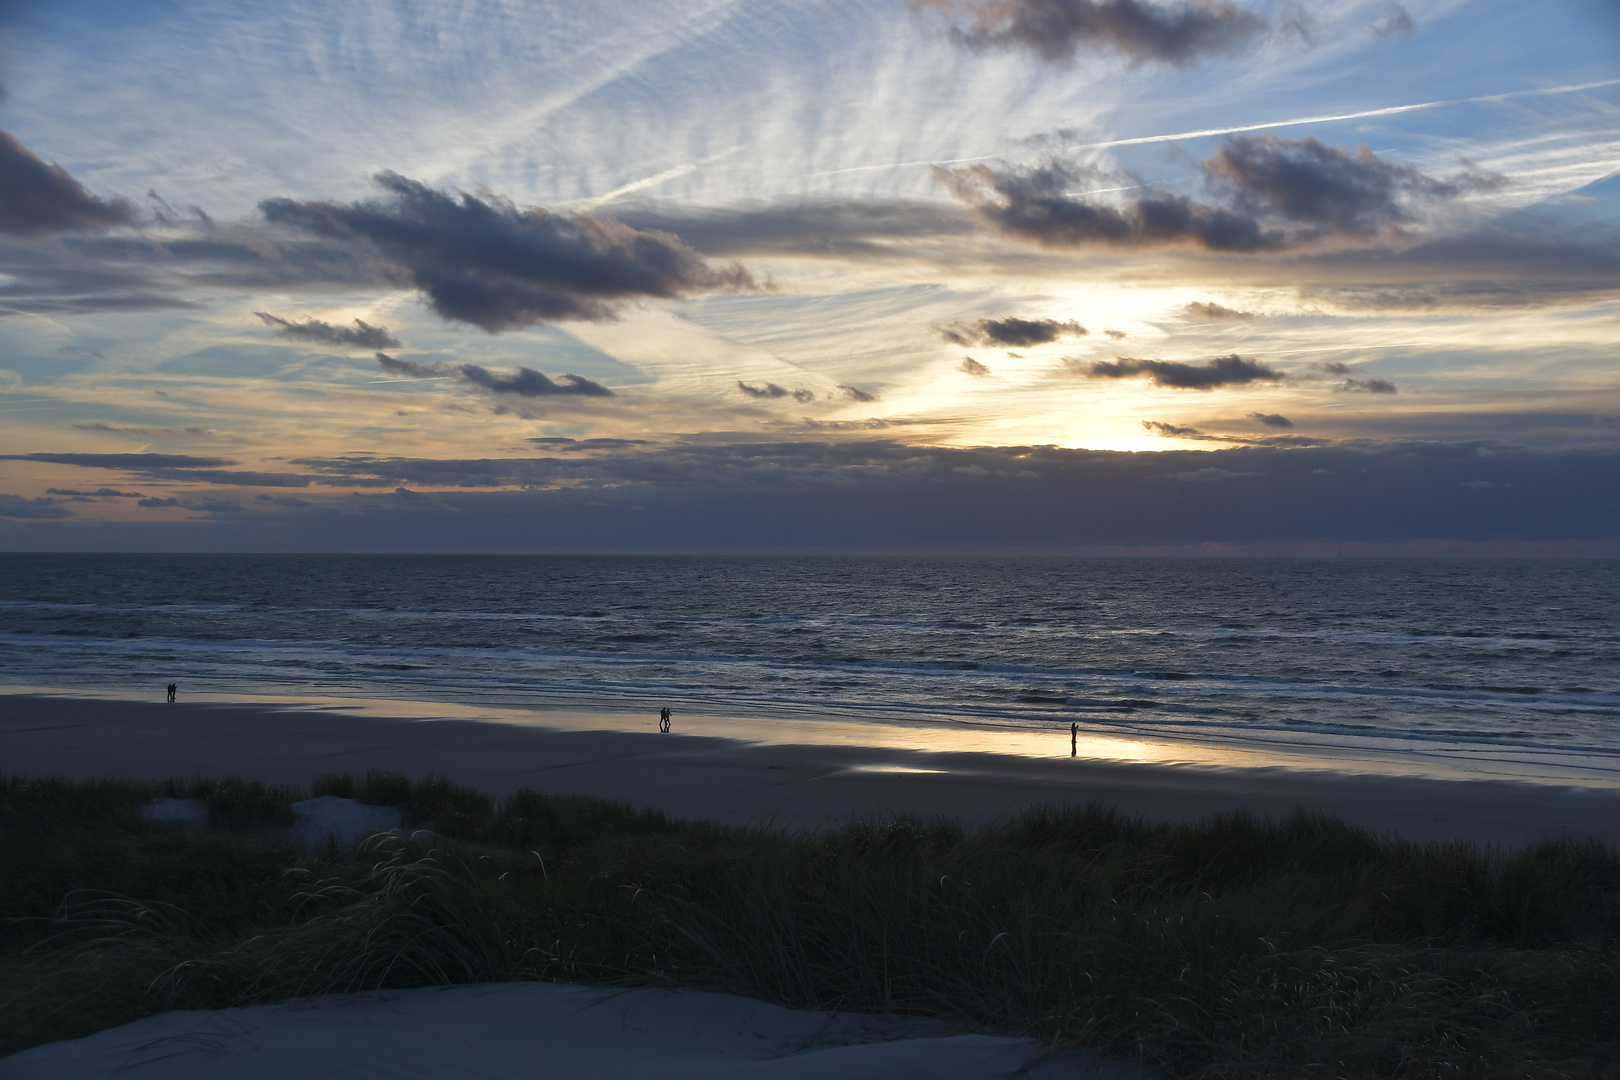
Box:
658;706;670;732
166;682;177;703
1070;721;1078;757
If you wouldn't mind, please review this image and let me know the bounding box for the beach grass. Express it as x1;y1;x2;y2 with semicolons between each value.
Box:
2;773;1618;1077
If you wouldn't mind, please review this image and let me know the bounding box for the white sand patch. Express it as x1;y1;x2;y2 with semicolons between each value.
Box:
289;796;403;848
140;797;209;826
0;982;1141;1079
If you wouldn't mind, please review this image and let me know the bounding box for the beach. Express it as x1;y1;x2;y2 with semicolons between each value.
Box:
7;690;1620;846
7;687;1620;1076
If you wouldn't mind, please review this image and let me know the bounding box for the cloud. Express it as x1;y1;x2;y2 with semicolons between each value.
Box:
261;172;755;332
376;352;613;397
939;160;1280;252
738;380;816;403
1371;2;1416;37
46;487;143;499
0;452;238;469
16;439;1614;551
0;128;133;238
938;135;1495;253
615;200;981;259
0;493;70;518
1175;467;1258;481
837;384;876;402
1248;411;1293;428
931;0;1266;66
256;311;401;349
1204;135;1491;237
1142;420;1202;437
133;496;245;513
1081;352;1283;389
1184;300;1254;322
1141;420;1322;446
959;357;992;376
1340;377;1397;394
1104;329;1127;339
935;316;1087;347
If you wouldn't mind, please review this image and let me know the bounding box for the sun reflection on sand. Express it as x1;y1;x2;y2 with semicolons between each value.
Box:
12;685;1620;788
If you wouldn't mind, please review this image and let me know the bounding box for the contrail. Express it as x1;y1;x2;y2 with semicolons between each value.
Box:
807;77;1620;177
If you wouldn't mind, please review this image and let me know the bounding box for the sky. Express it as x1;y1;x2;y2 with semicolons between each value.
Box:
0;0;1617;552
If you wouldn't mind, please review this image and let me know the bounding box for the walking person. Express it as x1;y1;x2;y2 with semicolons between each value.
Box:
1070;720;1078;757
166;682;177;703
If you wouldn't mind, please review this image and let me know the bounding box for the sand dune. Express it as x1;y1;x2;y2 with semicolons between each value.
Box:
0;983;1139;1080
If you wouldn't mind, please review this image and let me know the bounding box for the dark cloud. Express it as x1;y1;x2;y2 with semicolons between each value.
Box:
376;352;613;397
0;128;133;238
1175;466;1257;481
838;384;877;403
1204;135;1493;237
1340;377;1397;394
738;381;816;403
261;171;755;332
939;161;1279;252
1248;412;1293;428
0;493;70;518
136;495;246;512
18;439;1612;552
939;135;1495;254
1371;2;1416;37
1081;353;1283;389
1142;420;1202;437
959;357;992;376
932;0;1266;66
375;352;441;380
1141;419;1322;447
935;316;1087;347
256;311;401;349
46;487;142;499
1103;329;1127;339
1185;301;1254;322
0;452;237;469
456;363;613;398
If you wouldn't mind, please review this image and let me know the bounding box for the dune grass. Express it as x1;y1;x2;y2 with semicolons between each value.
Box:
2;773;1618;1077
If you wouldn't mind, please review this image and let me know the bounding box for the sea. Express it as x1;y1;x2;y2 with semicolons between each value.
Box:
3;554;1618;780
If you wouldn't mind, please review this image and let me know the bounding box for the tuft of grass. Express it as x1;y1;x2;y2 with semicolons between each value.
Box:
2;774;1619;1076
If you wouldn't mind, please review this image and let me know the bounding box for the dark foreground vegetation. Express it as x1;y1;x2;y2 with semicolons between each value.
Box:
2;774;1619;1077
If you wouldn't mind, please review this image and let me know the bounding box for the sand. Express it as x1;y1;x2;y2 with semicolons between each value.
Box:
0;982;1139;1079
6;691;1620;845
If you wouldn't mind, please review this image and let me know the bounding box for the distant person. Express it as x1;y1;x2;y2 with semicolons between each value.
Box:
658;706;670;733
166;682;177;703
1070;721;1077;757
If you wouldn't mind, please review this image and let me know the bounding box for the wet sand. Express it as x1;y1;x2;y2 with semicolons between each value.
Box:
5;692;1620;846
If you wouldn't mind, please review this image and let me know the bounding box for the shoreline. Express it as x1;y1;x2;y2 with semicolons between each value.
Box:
7;690;1620;845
